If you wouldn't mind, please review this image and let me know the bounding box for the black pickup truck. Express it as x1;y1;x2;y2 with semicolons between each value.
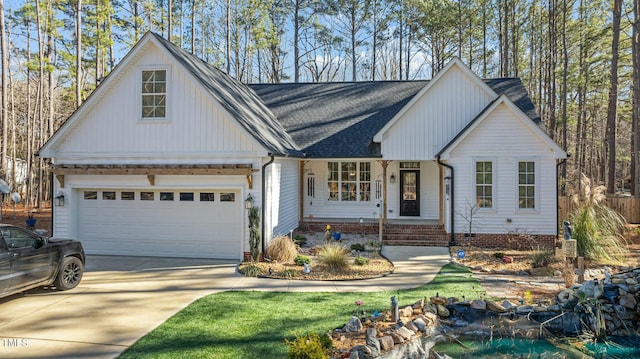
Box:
0;224;85;299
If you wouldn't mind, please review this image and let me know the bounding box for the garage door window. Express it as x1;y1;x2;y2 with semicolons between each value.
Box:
200;193;215;201
84;191;97;200
121;192;135;200
141;192;154;201
103;191;116;200
160;192;174;201
220;193;235;202
180;192;194;201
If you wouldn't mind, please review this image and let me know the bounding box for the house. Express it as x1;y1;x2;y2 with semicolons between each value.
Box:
38;32;566;260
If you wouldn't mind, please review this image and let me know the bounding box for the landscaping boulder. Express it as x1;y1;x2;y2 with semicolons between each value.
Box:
344;317;363;333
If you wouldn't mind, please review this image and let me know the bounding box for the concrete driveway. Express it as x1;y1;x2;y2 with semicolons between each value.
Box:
0;256;243;359
0;247;450;359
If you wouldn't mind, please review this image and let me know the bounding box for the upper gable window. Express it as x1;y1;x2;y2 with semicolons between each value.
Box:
141;69;167;119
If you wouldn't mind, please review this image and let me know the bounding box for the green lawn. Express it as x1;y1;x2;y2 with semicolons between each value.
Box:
119;263;481;359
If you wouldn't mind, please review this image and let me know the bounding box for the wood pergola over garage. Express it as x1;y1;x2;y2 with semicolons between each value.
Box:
51;164;258;259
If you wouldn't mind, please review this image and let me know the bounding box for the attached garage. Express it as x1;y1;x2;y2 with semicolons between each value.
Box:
76;188;242;259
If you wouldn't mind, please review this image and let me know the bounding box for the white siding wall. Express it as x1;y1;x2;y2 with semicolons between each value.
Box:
448;104;558;235
381;68;493;160
302;160;439;220
51;45;259;164
266;158;300;242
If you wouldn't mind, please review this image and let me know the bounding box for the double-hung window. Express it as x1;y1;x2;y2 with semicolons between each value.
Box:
518;161;535;209
328;161;371;202
475;161;493;208
141;69;167;119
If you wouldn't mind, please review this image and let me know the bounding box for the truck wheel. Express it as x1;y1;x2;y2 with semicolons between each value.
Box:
55;256;84;290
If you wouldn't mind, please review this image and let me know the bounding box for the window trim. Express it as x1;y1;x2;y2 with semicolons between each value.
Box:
516;159;539;211
327;161;372;202
139;66;170;122
474;159;494;210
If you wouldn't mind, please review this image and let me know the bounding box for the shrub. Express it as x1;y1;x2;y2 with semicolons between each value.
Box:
294;255;312;266
531;249;554;268
350;243;365;252
317;242;349;273
266;235;298;262
492;252;505;259
354;256;369;266
285;332;330;359
293;235;308;247
277;269;299;279
240;264;262;277
570;174;629;261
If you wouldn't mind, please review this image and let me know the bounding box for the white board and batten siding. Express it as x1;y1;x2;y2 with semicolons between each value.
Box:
43;40;273;260
264;158;300;243
379;66;494;161
447;103;559;235
301;160;440;221
47;44;262;163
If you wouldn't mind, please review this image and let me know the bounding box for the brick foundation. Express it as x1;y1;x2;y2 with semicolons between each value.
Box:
298;220;558;250
453;233;557;250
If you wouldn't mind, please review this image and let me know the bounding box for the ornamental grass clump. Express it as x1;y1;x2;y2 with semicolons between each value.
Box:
266;235;298;262
569;174;628;261
317;242;349;273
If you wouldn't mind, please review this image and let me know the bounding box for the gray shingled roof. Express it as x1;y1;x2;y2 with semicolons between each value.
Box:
152;33;302;157
250;79;541;158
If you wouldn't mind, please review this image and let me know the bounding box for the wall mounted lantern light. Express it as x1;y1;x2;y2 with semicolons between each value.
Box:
245;193;254;209
55;191;65;207
390;173;396;183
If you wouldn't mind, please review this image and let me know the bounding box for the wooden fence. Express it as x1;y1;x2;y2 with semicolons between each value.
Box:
559;196;640;224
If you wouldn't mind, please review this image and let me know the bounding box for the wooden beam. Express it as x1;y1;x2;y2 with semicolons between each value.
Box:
51;164;259;176
147;175;155;186
56;175;65;188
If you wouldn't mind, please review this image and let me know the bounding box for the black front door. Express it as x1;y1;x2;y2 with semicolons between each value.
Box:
400;170;420;216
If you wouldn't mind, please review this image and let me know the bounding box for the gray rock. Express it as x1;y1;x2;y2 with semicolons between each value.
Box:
486;301;507;313
619;293;637;309
366;328;380;354
390;332;404;344
436;304;450;318
404;321;419;332
453;319;469;327
379;335;394;351
502;300;517;310
516;305;534;314
395;326;414;340
412;317;427;332
343;317;363;333
470;299;486;310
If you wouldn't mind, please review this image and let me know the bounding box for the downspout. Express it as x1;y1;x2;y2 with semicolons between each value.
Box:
261;153;275;254
556;157;568;240
436;155;455;246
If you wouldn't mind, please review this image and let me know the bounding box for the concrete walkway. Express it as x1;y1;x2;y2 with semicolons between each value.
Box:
0;246;450;359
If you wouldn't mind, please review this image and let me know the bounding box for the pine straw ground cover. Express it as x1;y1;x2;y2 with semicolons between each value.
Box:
239;233;394;280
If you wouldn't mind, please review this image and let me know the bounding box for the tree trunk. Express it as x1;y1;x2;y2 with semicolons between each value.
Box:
632;0;640;197
0;0;8;177
606;0;621;194
76;0;82;108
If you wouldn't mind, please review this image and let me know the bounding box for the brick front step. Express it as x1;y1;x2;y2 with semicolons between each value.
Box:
383;224;449;246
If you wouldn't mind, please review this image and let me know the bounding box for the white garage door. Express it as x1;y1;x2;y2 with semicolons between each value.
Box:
77;189;242;259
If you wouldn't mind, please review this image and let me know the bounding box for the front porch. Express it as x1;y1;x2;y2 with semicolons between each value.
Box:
297;218;449;247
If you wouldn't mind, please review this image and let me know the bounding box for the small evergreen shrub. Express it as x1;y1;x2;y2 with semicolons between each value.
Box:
294;255;312;266
293;235;308;247
266;235;298;262
317;242;349;273
350;243;365;252
492;252;505;259
285;332;330;359
354;256;369;266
